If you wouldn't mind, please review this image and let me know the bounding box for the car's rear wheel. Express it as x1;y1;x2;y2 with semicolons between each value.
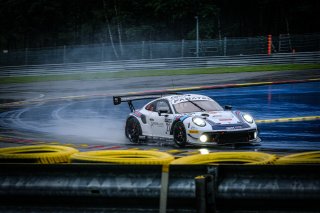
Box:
125;117;142;144
173;122;187;147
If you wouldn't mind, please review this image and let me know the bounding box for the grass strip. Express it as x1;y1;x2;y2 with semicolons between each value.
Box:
0;63;319;84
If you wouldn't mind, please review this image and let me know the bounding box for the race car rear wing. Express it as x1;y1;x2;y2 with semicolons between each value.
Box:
113;92;178;112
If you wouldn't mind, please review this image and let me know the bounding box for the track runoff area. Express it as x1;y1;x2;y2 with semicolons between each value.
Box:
0;77;319;157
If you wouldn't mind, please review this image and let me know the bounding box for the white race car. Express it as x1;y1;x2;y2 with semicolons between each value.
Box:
113;93;260;147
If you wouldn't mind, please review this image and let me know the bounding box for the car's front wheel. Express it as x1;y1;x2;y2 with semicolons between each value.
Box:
125;117;142;144
173;121;187;148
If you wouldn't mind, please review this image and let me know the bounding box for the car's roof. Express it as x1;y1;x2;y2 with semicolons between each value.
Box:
163;94;212;104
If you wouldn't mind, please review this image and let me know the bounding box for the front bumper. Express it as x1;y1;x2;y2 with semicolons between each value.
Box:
187;129;261;146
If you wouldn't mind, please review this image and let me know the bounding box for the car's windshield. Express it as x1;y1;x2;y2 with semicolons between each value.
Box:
173;100;223;113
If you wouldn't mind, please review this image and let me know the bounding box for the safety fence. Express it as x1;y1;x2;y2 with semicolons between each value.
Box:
0;51;319;77
0;163;319;212
0;146;320;212
0;33;319;66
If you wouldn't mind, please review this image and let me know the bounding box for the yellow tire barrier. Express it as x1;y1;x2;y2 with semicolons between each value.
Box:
275;151;320;165
70;150;175;165
171;152;277;165
0;145;79;164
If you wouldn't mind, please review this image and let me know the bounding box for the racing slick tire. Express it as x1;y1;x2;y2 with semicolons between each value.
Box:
173;121;187;148
125;117;142;144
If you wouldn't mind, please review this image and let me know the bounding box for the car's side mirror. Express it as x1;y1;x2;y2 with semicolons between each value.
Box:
224;105;232;110
157;107;169;116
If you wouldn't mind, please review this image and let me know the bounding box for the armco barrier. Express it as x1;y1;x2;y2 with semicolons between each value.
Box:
0;51;319;77
0;164;319;213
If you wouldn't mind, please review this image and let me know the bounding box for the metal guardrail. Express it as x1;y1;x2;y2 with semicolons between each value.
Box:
0;164;319;212
0;51;319;78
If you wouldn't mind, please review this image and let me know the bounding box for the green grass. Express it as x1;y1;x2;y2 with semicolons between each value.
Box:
1;63;319;84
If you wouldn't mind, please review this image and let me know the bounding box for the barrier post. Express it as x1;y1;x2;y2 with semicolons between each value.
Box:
101;43;105;61
223;37;227;56
63;45;66;63
149;41;153;59
25;48;28;65
142;41;145;59
159;164;169;213
195;175;216;213
267;35;272;55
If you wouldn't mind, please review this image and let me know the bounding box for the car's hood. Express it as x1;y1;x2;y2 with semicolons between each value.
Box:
192;111;241;125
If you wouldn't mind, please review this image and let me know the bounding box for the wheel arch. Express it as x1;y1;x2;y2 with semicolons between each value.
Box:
127;114;142;125
170;116;189;135
125;115;143;136
170;119;180;135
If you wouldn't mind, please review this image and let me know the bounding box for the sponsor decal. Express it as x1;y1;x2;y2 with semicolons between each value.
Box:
188;130;199;134
165;118;173;134
151;122;164;127
171;95;210;104
165;118;172;123
219;118;232;121
226;127;235;130
234;126;243;129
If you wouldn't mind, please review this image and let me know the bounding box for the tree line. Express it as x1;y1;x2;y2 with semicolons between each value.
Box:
0;0;319;50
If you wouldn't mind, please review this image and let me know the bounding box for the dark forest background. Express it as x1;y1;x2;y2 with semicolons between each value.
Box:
0;0;319;50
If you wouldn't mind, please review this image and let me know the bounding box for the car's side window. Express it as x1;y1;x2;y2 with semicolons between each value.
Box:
145;101;156;112
156;100;172;114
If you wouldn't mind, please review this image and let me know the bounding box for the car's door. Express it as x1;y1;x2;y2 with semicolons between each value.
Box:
149;99;174;138
142;101;157;136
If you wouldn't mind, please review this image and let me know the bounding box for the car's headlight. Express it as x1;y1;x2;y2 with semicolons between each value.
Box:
243;114;254;123
192;117;206;127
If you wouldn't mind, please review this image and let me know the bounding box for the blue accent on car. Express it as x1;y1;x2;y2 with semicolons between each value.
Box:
180;115;189;122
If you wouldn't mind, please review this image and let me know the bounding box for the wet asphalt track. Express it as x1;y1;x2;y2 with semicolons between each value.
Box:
0;79;319;153
192;82;320;151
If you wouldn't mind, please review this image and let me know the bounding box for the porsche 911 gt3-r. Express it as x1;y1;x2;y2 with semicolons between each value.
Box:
113;93;260;147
